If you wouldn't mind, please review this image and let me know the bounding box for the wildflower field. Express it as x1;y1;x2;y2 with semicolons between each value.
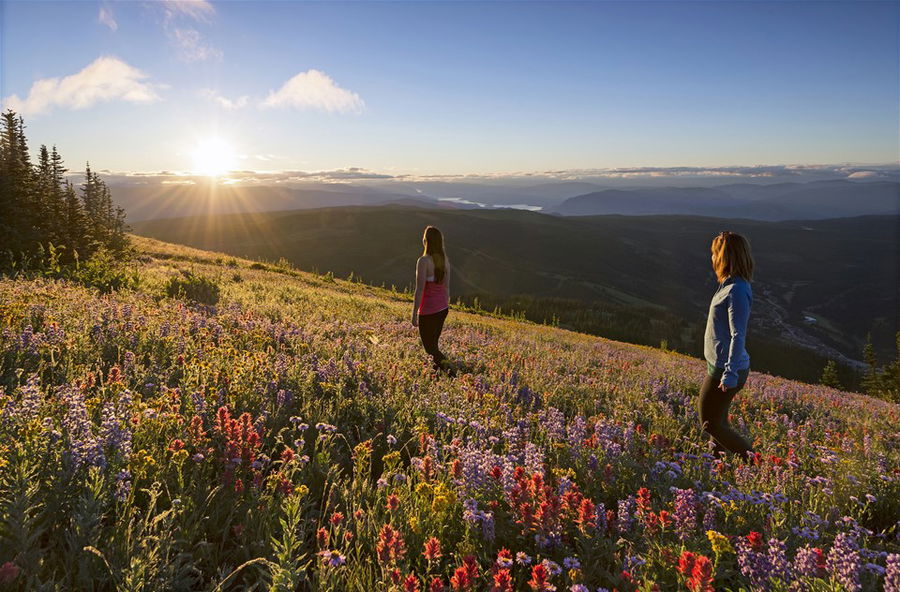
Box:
1;237;897;591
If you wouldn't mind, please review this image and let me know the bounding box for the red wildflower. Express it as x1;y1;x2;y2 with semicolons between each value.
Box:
354;509;365;521
658;509;673;528
168;439;185;452
490;465;503;480
317;527;329;549
404;573;421;592
281;446;295;463
636;487;652;516
188;415;207;443
450;565;470;591
451;458;462;479
429;577;447;592
344;531;354;542
233;478;244;494
576;497;596;531
677;551;696;576
376;524;407;564
0;562;19;584
527;564;553;591
277;474;293;495
812;547;826;571
330;511;344;526
422;455;433;480
462;555;479;581
390;568;402;585
423;537;442;562
387;494;400;512
688;555;714;592
491;568;513;592
746;531;764;552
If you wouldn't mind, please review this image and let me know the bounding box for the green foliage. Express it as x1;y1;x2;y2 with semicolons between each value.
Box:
165;270;221;305
820;360;842;389
0;110;129;274
70;248;141;294
861;332;900;403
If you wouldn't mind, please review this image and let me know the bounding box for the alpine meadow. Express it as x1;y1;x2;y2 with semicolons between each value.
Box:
2;1;899;591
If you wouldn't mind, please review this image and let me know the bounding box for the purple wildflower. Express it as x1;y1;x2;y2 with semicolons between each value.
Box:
827;533;861;592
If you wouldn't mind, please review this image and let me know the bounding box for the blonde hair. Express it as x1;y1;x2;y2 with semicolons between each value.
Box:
711;231;754;282
423;226;446;283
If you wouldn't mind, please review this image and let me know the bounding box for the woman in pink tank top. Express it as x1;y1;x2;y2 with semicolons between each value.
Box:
412;226;450;370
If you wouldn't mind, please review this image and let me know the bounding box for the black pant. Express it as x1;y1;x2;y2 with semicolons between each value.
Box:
698;367;753;457
418;308;448;368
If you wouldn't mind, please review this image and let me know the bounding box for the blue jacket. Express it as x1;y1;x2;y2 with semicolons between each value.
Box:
704;276;752;388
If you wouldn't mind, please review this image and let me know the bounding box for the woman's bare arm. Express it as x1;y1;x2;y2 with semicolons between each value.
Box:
412;256;427;326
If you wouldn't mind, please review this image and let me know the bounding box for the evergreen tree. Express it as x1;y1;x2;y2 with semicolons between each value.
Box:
1;110;36;258
820;360;842;389
861;334;882;396
62;181;88;260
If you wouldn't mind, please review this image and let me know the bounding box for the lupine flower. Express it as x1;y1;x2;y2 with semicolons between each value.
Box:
768;538;791;583
827;533;861;592
793;545;825;578
884;554;899;592
672;488;697;541
736;534;772;590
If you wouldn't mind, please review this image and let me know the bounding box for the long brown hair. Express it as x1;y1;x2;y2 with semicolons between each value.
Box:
711;231;754;282
423;226;446;283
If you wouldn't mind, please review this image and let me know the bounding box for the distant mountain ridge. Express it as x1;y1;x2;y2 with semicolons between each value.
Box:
551;180;899;220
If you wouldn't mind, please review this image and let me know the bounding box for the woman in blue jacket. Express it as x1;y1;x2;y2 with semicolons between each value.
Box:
700;231;755;457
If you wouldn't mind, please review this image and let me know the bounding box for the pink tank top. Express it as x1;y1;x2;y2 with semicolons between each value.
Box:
419;280;449;315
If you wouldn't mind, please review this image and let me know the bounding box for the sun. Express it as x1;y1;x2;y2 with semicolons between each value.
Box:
190;137;236;177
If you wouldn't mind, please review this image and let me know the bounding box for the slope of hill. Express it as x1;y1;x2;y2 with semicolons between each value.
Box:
132;207;900;380
0;236;897;590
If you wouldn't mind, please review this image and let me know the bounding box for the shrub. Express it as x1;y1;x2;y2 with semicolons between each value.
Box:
71;248;140;294
165;270;220;305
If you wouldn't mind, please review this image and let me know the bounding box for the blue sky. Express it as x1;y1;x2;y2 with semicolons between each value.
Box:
1;0;898;176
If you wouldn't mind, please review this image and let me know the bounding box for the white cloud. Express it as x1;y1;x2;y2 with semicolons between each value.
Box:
161;0;215;23
262;70;365;114
3;56;163;118
201;89;249;110
98;5;118;31
169;28;223;62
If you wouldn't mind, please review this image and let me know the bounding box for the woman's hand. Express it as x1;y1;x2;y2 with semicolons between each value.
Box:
411;311;419;327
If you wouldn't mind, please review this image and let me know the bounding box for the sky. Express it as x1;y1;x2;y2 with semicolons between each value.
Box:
1;0;898;178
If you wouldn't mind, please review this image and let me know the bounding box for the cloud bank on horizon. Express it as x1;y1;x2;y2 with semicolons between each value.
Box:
82;164;900;188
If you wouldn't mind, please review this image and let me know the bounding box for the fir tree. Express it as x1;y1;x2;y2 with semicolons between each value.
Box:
820;360;842;389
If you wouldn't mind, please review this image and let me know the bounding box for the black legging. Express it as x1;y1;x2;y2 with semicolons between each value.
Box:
698;367;753;457
418;308;448;368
